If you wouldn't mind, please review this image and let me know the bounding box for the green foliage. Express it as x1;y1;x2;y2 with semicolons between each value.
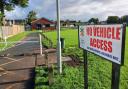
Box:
121;16;128;26
0;31;31;51
36;28;128;89
121;16;127;23
107;16;120;24
27;10;37;24
0;0;29;14
43;28;78;48
88;18;99;24
35;66;49;89
0;0;29;25
42;38;51;48
6;31;31;41
12;0;29;7
50;65;84;89
0;13;3;25
63;47;83;60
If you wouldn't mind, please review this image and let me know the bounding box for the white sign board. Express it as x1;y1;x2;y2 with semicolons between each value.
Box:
79;24;125;64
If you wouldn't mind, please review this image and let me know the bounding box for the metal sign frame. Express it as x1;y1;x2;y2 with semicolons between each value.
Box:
78;24;126;89
78;24;126;65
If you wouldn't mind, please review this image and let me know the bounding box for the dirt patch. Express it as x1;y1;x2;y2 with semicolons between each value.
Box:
64;55;83;67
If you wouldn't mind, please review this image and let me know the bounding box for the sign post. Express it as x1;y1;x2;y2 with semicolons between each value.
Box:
111;63;121;89
83;50;88;89
78;24;126;89
56;0;62;74
111;24;126;89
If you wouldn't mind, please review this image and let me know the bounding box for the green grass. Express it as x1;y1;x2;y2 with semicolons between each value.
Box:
7;31;31;41
36;27;128;89
35;66;49;89
43;28;78;47
50;65;84;89
0;31;32;51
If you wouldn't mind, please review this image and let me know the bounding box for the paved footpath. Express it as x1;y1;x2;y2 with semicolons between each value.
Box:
0;32;72;89
1;33;40;56
0;32;44;89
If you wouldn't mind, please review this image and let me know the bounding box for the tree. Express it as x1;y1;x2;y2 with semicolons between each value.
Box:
121;16;126;22
26;10;37;25
0;0;29;25
121;15;128;23
107;16;120;24
88;18;99;24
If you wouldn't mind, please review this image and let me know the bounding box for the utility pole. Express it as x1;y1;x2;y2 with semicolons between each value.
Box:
56;0;62;74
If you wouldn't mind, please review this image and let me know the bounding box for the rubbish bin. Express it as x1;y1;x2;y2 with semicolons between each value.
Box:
60;38;65;49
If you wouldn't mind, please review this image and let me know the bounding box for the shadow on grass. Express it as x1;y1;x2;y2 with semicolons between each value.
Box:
35;81;49;86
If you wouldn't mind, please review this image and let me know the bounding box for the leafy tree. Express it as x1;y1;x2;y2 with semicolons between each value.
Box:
121;15;128;23
121;16;127;22
107;16;120;24
0;0;29;25
88;18;99;24
26;10;37;24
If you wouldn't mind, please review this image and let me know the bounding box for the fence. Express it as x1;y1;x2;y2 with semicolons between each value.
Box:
0;25;24;39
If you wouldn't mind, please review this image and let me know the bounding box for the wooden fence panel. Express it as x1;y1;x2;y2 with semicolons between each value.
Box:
0;25;24;39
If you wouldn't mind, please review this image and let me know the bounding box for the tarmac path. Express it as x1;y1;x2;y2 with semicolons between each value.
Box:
0;32;72;89
1;33;40;56
0;32;42;89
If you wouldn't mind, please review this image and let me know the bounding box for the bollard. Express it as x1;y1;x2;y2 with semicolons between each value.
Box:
39;34;43;55
4;36;7;47
60;38;65;49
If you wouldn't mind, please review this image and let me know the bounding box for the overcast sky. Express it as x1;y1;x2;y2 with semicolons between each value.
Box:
5;0;128;21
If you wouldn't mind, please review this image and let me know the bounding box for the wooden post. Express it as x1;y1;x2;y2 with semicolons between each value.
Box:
48;64;54;86
111;63;121;89
44;51;48;66
83;50;88;89
35;54;38;66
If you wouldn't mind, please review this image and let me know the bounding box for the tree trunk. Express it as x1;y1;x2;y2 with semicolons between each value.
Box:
0;0;5;25
0;0;5;40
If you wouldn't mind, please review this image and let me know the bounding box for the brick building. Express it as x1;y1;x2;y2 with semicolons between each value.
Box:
31;18;56;30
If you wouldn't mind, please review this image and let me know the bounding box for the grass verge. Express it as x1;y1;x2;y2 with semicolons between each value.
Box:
35;28;128;89
0;31;32;51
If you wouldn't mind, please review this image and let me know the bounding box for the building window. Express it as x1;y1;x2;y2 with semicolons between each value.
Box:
50;24;55;27
45;24;50;28
36;24;42;30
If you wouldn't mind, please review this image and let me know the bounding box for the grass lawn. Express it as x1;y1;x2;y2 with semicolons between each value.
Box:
7;31;31;41
43;28;78;47
0;31;32;51
36;27;128;89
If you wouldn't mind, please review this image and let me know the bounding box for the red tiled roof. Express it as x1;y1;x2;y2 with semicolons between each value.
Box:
31;18;54;24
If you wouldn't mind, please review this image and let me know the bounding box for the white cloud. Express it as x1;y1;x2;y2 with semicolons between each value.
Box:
5;0;55;20
5;0;128;21
60;0;128;21
5;7;27;19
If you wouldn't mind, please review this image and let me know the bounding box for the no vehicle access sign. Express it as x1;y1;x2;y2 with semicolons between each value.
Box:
79;24;126;65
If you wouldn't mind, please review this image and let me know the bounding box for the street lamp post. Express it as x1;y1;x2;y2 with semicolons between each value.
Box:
56;0;62;74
